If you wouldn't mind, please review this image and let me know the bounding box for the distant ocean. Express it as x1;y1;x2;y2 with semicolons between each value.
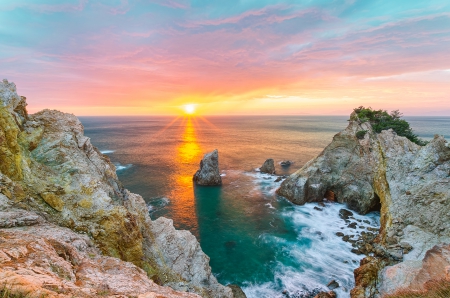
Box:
81;115;450;298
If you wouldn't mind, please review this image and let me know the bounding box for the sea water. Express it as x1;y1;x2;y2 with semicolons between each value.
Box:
80;115;450;298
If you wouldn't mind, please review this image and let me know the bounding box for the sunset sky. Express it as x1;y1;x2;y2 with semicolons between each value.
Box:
1;0;450;116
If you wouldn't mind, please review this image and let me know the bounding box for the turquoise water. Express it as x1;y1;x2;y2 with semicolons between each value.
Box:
81;116;450;298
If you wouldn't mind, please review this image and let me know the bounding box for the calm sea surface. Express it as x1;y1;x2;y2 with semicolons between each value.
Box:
80;115;450;298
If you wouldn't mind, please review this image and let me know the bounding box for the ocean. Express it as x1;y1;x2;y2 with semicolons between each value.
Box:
80;115;450;298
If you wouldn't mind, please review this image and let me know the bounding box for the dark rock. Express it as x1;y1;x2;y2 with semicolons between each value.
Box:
348;222;357;229
314;206;323;211
275;177;283;182
339;209;353;220
280;160;293;167
363;220;371;225
228;284;247;298
406;190;411;195
336;232;344;237
327;280;339;290
260;159;276;174
193;149;222;185
318;202;326;207
343;235;350;242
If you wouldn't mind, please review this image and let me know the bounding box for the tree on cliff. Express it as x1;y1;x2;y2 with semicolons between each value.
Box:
352;106;427;146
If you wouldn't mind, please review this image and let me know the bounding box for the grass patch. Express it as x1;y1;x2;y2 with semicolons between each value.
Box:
352;106;427;146
385;280;450;298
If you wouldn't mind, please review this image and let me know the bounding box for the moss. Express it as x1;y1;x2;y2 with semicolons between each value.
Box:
77;198;93;208
356;130;368;140
95;208;144;268
40;192;64;212
0;107;23;180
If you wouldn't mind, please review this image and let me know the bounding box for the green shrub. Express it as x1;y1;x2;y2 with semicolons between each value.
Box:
353;106;427;146
356;130;368;139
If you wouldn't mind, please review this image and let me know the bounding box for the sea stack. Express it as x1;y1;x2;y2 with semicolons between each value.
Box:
260;158;275;174
193;149;222;185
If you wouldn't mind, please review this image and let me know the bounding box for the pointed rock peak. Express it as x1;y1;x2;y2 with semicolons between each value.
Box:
193;149;222;186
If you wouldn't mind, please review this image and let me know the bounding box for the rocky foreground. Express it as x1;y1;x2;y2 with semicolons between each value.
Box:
0;79;236;298
277;111;450;297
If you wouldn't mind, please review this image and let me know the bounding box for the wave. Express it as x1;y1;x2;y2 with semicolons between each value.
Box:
100;150;115;154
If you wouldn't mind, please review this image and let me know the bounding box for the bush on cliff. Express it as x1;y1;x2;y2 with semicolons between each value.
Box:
352;106;427;146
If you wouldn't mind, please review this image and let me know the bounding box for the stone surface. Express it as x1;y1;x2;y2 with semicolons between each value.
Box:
0;80;233;298
228;285;247;298
193;149;222;186
277;111;450;297
260;158;275;174
0;209;200;298
314;291;337;298
379;243;450;296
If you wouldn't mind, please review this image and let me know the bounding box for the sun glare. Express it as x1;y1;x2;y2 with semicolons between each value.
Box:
184;104;196;115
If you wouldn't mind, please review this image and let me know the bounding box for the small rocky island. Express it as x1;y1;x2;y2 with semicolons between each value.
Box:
193;149;222;185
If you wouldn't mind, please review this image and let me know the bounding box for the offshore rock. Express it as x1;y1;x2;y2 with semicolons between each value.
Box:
0;81;233;298
260;158;275;174
277;111;450;297
193;149;222;185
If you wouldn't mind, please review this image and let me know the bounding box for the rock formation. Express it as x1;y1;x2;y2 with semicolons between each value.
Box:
193;149;222;186
260;158;275;174
0;80;234;298
277;110;450;297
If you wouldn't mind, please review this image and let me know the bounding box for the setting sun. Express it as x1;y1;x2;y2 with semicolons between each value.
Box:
184;104;196;115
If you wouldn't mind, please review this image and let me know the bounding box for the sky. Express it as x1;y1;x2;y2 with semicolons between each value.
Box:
1;0;450;116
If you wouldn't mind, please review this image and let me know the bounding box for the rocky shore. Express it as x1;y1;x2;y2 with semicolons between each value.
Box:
0;80;236;298
277;110;450;297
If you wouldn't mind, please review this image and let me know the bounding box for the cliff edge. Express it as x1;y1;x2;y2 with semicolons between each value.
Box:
277;110;450;297
0;79;234;298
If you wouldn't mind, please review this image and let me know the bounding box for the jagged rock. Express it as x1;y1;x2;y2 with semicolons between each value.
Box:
0;210;200;298
260;158;275;174
277;110;450;297
339;209;354;220
327;280;339;290
0;81;233;298
228;284;247;298
193;149;222;186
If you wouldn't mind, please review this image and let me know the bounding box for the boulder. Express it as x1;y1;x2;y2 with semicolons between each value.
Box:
193;149;222;186
314;291;337;298
280;160;292;167
260;158;275;174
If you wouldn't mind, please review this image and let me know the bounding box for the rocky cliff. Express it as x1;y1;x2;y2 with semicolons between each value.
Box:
0;79;234;298
277;111;450;297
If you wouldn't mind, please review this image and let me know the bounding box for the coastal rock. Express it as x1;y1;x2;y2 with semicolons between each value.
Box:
193;149;222;185
260;158;275;174
379;243;450;296
280;160;292;167
314;291;336;298
277;111;450;297
0;209;200;298
0;81;233;298
228;285;247;298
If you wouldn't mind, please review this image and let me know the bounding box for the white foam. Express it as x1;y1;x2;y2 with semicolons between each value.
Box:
100;150;115;154
114;163;132;172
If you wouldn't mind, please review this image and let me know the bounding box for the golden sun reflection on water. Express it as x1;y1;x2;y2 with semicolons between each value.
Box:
168;116;202;234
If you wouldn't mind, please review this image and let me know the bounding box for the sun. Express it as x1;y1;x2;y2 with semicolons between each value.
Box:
184;104;196;115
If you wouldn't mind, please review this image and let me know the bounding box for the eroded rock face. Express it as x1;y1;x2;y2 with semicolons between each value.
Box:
0;209;200;297
260;158;275;174
0;80;233;298
277;111;450;297
193;149;222;186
